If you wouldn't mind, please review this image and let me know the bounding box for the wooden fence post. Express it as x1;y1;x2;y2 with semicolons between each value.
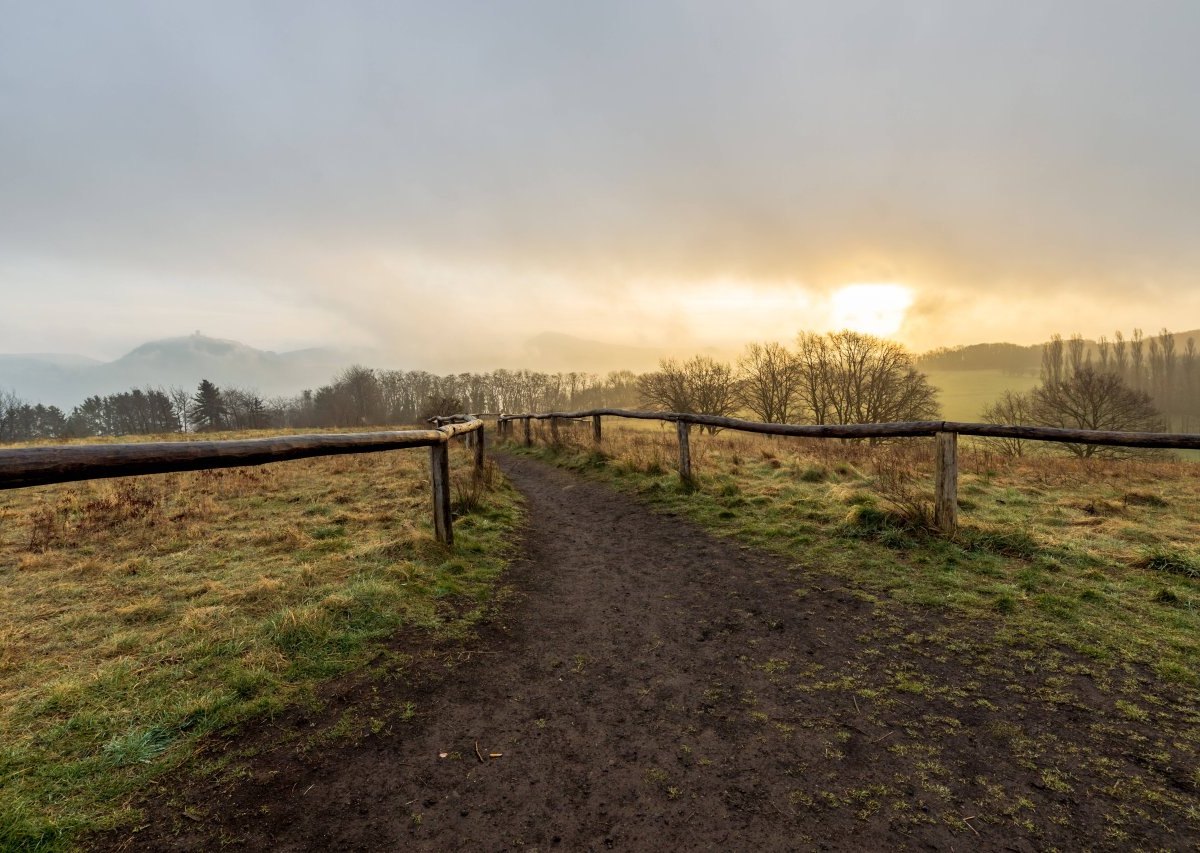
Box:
677;420;692;483
430;441;453;545
550;417;561;445
592;414;602;444
934;431;958;535
474;425;485;472
523;417;532;448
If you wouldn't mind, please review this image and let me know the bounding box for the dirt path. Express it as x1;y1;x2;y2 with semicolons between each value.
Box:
103;454;1198;851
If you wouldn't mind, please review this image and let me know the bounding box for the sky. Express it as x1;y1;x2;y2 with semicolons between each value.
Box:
2;0;1200;368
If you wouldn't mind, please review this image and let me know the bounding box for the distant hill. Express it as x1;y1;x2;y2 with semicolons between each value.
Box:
918;328;1200;374
0;334;354;407
917;342;1042;374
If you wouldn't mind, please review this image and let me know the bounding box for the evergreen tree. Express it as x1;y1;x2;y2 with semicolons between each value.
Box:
189;379;227;432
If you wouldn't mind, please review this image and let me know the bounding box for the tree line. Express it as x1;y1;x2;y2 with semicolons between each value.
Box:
637;330;940;427
1089;329;1200;431
2;327;1189;448
982;329;1172;458
917;342;1041;374
0;368;642;442
0;332;946;442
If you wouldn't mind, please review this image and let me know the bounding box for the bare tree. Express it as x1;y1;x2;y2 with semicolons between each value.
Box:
1096;335;1110;372
1041;334;1065;387
1112;330;1128;382
980;390;1034;457
1159;328;1176;419
1130;328;1145;390
794;332;834;424
337;365;385;425
737;342;801;423
1185;338;1199;431
419;394;464;422
1066;333;1088;376
1030;366;1164;458
794;331;939;426
223;387;270;430
168;385;192;433
637;356;740;420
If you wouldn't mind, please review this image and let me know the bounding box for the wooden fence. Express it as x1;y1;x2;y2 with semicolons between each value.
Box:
497;409;1200;534
0;418;486;545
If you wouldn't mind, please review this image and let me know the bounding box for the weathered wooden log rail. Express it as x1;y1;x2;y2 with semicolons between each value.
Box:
0;418;485;545
498;409;1200;534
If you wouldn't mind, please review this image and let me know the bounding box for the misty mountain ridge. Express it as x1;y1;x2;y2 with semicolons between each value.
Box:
0;353;102;368
0;332;719;408
0;334;355;408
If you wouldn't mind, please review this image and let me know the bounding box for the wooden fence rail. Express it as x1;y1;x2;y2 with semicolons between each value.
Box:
0;418;485;545
498;409;1200;534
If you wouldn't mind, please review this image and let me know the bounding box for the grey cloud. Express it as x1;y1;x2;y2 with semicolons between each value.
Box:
2;0;1199;354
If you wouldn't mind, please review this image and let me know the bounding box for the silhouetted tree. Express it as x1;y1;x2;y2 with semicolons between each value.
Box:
1030;366;1164;458
1041;334;1066;388
189;379;227;432
637;356;740;421
419;395;464;422
794;331;939;426
980;391;1035;457
0;391;69;442
738;342;802;424
169;385;192;432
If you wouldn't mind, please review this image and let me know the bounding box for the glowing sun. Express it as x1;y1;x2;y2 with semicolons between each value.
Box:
830;283;914;337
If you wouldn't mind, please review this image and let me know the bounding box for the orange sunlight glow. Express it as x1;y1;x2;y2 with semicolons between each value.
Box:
830;283;914;337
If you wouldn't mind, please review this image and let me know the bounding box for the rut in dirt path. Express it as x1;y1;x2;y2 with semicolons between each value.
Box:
107;453;1199;852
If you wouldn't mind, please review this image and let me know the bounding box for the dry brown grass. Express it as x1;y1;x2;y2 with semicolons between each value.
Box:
0;428;519;849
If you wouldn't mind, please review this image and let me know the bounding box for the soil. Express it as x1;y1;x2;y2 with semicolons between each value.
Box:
96;454;1200;851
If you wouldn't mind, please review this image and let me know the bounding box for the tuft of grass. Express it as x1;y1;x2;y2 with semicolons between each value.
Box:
845;504;902;533
102;726;175;767
961;528;1040;560
1152;588;1180;605
798;465;828;483
1135;547;1199;579
1123;491;1169;508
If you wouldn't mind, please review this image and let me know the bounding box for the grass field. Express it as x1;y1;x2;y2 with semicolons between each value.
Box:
509;420;1200;839
513;419;1200;686
513;418;1200;684
924;368;1041;421
0;429;520;850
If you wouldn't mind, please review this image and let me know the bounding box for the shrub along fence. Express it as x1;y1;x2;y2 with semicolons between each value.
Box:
0;418;486;545
496;409;1200;535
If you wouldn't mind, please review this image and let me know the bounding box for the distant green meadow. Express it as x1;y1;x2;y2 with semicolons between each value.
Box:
924;369;1040;421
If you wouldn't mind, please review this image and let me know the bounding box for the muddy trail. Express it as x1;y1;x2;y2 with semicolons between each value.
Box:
101;454;1199;851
